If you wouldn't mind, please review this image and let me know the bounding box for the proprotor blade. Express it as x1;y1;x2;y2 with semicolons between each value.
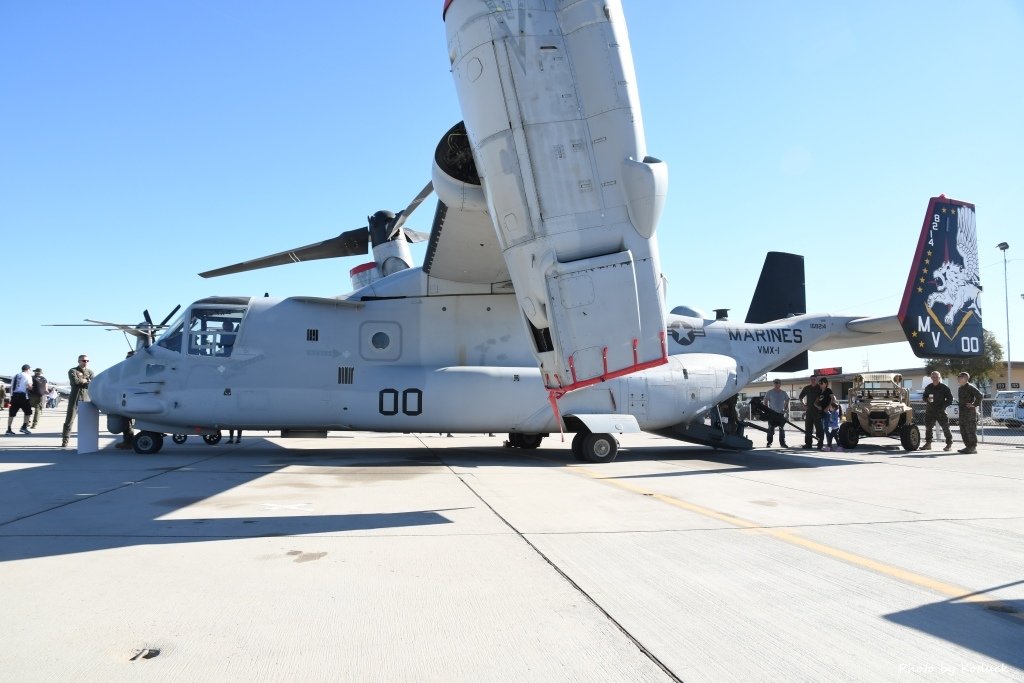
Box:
388;181;434;239
199;228;370;278
157;304;182;327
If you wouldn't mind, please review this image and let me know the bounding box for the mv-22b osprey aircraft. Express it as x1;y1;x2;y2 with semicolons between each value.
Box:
89;0;983;462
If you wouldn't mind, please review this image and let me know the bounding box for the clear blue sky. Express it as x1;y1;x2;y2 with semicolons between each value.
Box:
2;1;1021;383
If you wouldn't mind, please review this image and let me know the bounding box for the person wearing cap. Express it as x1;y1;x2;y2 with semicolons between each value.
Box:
956;372;983;454
764;379;790;448
6;364;35;435
62;354;94;448
29;368;49;430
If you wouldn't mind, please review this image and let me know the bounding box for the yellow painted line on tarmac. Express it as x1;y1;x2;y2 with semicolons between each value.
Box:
570;465;1021;617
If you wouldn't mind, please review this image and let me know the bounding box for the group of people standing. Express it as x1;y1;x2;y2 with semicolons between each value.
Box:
3;355;94;447
760;371;985;454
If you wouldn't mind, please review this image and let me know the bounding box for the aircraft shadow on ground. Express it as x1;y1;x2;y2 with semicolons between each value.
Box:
884;582;1024;671
0;446;468;563
606;447;865;478
0;439;877;563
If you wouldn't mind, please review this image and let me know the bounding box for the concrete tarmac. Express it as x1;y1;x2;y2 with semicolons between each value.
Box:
1;410;1022;681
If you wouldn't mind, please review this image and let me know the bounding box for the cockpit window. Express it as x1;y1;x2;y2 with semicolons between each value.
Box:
187;307;246;357
156;321;184;352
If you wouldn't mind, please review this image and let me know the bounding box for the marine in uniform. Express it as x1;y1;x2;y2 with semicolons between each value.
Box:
921;371;953;451
798;375;823;449
29;368;48;430
62;354;94;448
955;371;983;454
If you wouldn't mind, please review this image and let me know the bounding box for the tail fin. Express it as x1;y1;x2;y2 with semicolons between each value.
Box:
746;251;807;372
898;196;983;358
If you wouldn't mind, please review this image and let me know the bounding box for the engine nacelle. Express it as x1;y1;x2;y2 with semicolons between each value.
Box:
432;121;486;213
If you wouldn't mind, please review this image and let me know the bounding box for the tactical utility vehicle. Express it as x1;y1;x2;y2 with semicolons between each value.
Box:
838;373;920;451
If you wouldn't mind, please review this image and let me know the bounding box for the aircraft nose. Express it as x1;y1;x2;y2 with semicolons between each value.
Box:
89;369;116;413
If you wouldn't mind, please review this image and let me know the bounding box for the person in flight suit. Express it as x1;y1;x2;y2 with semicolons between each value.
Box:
921;371;953;451
62;354;94;448
956;371;984;454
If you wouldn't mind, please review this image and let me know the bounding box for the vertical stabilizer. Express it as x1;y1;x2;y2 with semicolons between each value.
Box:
898;196;983;358
746;252;807;372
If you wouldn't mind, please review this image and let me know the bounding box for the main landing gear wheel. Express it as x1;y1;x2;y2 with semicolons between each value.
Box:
571;432;619;463
133;431;164;455
171;434;188;445
507;433;544;449
837;422;859;449
900;424;921;451
202;433;222;445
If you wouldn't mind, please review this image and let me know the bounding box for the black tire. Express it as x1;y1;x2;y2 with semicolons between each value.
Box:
203;433;222;445
571;432;587;461
900;424;921;451
133;431;164;455
171;434;187;445
579;433;618;463
518;433;544;449
837;422;859;449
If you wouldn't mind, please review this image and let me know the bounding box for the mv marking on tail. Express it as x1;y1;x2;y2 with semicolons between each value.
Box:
79;1;981;462
899;196;984;357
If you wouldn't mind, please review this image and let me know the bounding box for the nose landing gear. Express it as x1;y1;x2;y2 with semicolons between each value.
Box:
132;431;165;455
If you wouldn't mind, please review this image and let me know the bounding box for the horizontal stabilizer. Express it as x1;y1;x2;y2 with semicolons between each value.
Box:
898;196;983;358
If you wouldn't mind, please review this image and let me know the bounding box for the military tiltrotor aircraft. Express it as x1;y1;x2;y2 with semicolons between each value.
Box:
88;0;983;461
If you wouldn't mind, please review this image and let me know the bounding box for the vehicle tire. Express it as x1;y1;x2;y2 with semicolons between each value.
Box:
900;424;921;451
837;422;859;449
171;434;187;445
507;433;523;448
518;433;544;450
579;433;618;463
133;431;164;455
571;432;587;461
203;433;222;445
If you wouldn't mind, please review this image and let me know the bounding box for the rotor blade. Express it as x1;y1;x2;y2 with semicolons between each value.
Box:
199;228;369;278
157;304;182;327
388;181;434;238
80;320;151;339
402;228;430;243
143;309;153;326
43;319;127;328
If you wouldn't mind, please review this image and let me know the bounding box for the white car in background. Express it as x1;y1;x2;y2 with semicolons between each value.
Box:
992;391;1024;427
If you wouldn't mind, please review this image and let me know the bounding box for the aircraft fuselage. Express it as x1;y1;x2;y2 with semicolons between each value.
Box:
89;270;860;438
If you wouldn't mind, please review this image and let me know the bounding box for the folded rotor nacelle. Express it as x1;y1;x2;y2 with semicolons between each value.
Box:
443;0;668;392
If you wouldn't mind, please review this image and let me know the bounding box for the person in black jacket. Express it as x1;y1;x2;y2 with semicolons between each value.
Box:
798;375;823;449
815;378;835;450
921;371;953;451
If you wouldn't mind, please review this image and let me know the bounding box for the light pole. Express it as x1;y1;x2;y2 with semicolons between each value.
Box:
997;242;1010;390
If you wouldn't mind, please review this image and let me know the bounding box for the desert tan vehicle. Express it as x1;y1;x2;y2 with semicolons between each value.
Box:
838;373;920;451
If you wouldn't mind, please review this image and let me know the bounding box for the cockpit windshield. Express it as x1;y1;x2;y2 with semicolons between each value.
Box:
155;315;186;352
154;304;247;356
